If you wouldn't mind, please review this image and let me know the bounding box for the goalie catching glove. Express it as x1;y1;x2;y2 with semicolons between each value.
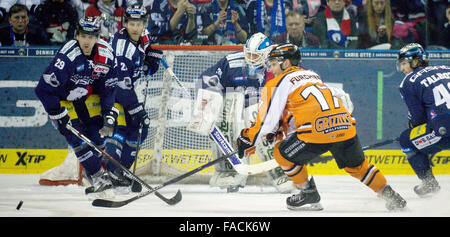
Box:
99;107;119;138
237;129;255;159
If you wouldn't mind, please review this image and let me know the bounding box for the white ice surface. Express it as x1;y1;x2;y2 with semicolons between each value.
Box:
1;174;449;217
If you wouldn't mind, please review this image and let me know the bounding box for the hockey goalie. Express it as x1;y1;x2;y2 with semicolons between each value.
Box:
188;33;295;193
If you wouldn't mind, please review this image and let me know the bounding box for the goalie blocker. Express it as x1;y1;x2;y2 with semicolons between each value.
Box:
188;89;294;193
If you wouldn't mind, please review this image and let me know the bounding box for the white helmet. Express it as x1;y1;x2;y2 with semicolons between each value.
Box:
244;33;272;68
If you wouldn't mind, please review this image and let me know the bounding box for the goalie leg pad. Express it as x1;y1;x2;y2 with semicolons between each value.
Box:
209;145;247;189
344;158;387;193
258;141;295;193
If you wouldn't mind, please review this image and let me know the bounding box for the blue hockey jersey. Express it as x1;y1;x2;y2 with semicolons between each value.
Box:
148;0;197;43
199;51;271;108
399;65;450;131
109;28;152;109
35;39;118;117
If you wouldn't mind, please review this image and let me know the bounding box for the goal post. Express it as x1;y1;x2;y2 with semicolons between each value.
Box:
135;45;270;184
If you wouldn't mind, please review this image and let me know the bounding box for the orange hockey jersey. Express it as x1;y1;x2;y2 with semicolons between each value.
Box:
245;66;356;144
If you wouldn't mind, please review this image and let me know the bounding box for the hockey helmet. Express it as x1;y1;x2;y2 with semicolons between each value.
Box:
397;43;428;71
77;16;101;36
266;43;301;67
125;4;148;22
398;43;427;62
244;32;273;68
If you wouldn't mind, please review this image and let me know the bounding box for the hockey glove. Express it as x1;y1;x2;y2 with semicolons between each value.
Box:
237;129;254;159
99;108;118;138
49;107;71;134
128;103;150;128
143;47;163;76
265;130;284;144
328;86;354;114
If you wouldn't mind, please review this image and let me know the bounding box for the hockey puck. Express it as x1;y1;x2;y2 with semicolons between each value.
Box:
16;200;23;210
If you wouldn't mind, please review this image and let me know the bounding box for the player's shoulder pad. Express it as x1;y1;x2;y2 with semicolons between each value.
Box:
97;38;114;55
57;39;82;62
95;39;114;63
404;65;450;86
225;51;245;68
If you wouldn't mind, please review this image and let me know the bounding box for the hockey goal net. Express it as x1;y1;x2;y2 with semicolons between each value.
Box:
40;45;271;186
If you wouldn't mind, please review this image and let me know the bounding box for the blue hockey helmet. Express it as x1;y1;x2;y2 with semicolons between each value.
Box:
125;4;148;23
77;16;101;36
397;43;428;71
397;43;427;63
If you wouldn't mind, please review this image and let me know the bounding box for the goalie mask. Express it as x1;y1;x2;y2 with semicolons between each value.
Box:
244;33;272;75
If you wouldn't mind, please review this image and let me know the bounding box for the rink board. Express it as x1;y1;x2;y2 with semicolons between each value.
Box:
1;148;449;175
1;48;449;176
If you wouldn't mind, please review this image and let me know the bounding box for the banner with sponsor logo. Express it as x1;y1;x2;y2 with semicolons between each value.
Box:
1;148;449;175
0;149;68;174
308;150;450;175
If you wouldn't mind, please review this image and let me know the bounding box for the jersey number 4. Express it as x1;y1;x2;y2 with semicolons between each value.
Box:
300;85;340;111
433;83;450;109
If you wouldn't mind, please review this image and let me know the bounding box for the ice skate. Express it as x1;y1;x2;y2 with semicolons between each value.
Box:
85;168;115;200
381;185;407;211
286;177;323;211
109;169;142;194
414;176;440;197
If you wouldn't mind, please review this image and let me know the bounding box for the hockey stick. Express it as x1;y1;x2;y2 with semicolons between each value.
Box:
65;123;182;206
130;71;151;184
160;58;279;175
92;151;238;208
362;137;399;151
91;137;401;208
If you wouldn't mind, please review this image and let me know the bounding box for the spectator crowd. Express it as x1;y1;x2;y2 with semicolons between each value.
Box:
0;0;449;49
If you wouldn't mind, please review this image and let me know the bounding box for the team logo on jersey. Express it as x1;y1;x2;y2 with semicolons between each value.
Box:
233;76;247;82
76;64;85;72
42;72;60;87
315;112;352;134
430;110;437;120
92;63;110;77
411;131;441;150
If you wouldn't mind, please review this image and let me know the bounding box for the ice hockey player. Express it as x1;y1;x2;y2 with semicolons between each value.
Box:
195;32;295;193
104;4;163;194
34;16;119;199
236;43;407;211
396;43;450;197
